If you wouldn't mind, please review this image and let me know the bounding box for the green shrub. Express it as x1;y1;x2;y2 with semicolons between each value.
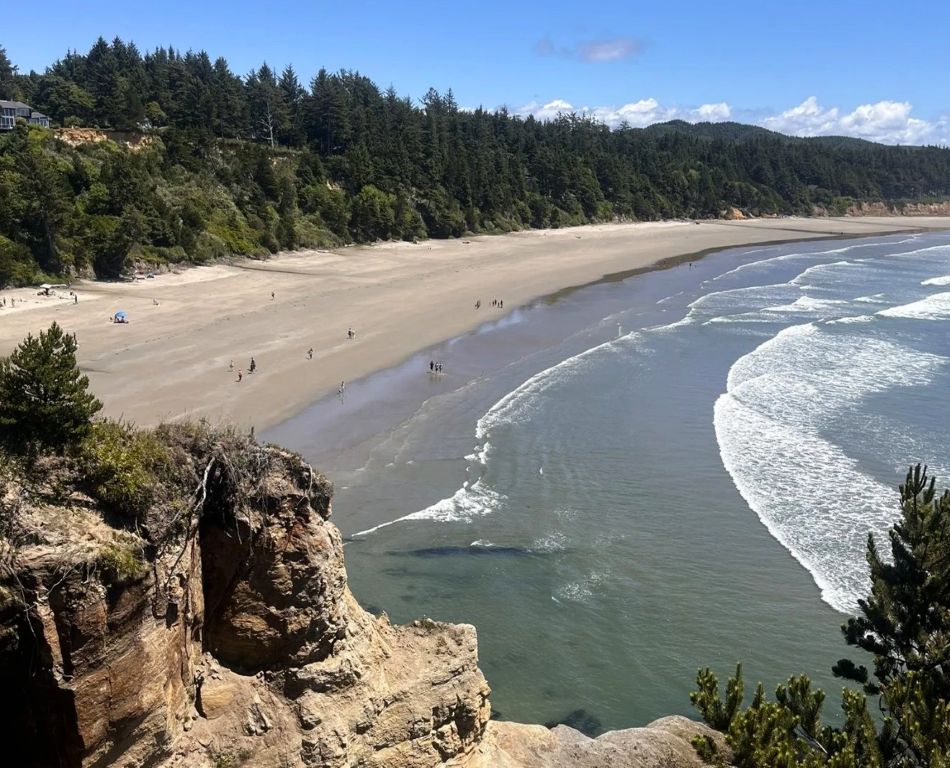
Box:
80;420;171;516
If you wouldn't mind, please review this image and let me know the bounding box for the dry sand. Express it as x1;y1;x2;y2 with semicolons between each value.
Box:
1;216;948;431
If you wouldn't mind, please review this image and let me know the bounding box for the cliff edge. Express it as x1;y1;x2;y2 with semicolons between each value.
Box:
0;425;722;767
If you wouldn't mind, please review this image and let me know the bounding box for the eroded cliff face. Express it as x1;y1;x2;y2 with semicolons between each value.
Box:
0;428;720;768
845;200;950;217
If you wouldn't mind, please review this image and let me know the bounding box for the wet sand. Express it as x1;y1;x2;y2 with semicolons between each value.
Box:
1;216;947;430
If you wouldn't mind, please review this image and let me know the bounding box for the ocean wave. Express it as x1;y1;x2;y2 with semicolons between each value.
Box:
790;260;856;287
685;283;798;323
709;237;918;283
464;440;492;465
656;291;684;304
922;275;950;286
705;293;851;326
716;322;947;612
854;293;887;304
350;479;506;537
877;291;950;320
475;332;640;440
763;295;848;314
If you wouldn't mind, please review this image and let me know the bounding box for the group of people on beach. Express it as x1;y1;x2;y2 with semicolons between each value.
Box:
474;298;504;309
1;289;83;309
230;356;256;382
429;360;445;374
226;319;357;404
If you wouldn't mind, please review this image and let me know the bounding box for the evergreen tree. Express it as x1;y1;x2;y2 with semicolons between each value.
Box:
692;466;950;768
0;322;102;456
834;464;950;766
0;46;17;100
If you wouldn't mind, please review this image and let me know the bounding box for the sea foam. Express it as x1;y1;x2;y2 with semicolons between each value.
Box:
716;322;947;612
878;291;950;321
351;479;506;537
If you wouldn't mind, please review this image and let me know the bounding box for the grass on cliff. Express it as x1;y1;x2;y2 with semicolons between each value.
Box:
97;537;147;582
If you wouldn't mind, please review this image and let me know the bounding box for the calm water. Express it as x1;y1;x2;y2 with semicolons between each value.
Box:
265;229;950;733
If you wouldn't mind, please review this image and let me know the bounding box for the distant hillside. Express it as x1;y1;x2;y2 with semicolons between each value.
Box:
645;120;889;150
1;37;949;287
642;120;791;143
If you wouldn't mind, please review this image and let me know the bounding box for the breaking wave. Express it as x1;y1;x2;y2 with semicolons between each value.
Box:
715;322;947;611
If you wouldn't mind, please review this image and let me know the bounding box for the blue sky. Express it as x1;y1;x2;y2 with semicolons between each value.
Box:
4;0;948;144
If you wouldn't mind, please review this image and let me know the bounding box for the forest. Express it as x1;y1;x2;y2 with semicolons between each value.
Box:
1;37;949;285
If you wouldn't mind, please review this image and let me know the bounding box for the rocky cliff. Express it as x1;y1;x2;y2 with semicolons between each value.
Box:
0;425;723;767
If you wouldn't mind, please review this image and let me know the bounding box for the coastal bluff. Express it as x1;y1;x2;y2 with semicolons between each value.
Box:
0;427;723;767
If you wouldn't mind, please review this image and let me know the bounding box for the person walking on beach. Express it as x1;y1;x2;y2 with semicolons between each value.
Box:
271;291;275;301
338;380;345;396
228;359;234;372
73;294;78;304
308;348;313;359
237;368;243;382
249;357;256;373
347;327;355;339
429;360;434;372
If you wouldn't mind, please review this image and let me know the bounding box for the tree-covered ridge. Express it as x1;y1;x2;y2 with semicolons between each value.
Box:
1;37;949;285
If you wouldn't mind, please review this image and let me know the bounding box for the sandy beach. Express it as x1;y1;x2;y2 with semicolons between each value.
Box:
1;216;948;431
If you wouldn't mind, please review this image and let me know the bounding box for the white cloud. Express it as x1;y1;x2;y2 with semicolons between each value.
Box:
514;98;730;128
762;97;947;145
695;102;731;121
514;95;949;145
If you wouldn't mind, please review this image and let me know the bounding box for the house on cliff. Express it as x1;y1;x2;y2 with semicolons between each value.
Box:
0;100;50;130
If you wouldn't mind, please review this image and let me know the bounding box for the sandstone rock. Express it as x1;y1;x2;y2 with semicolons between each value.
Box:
465;716;728;768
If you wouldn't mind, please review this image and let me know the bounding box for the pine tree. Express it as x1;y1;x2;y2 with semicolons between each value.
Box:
0;46;17;100
692;466;950;768
834;464;950;766
0;322;102;456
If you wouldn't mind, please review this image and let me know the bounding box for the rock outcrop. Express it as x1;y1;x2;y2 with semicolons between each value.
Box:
0;427;721;767
469;717;723;768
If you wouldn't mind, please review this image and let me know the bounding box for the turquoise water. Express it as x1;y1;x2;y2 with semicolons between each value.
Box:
265;230;950;733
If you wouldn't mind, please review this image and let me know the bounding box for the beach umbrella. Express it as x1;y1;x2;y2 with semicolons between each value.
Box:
115;310;128;320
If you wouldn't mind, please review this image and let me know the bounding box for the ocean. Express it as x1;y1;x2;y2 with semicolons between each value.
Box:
265;229;950;734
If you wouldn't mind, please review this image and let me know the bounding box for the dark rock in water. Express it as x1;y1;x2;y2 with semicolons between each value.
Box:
490;707;505;721
401;545;532;557
544;708;604;737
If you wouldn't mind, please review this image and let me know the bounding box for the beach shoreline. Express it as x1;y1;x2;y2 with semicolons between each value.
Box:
2;215;948;431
